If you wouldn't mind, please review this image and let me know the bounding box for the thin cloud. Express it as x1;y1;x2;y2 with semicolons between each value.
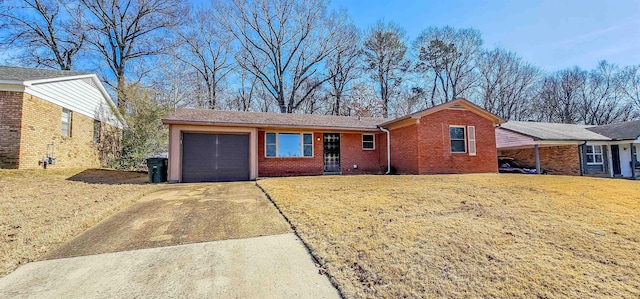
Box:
552;21;638;47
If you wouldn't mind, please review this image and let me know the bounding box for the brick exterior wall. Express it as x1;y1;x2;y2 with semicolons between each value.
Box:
498;145;581;175
254;108;499;177
257;130;384;177
340;132;383;174
15;93;116;169
258;131;324;177
0;91;24;168
389;124;419;174
415;109;498;174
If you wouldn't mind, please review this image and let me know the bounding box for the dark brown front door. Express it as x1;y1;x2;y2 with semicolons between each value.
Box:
323;133;340;173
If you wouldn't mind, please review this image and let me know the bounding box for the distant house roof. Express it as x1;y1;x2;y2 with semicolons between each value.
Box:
162;109;386;131
0;65;89;82
0;65;124;128
586;120;640;140
500;121;610;141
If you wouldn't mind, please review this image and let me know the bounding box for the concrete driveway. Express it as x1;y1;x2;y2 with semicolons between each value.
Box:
0;234;340;298
0;182;340;298
45;182;291;259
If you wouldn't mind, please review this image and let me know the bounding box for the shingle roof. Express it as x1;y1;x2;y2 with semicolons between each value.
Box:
0;65;89;82
162;108;387;130
587;120;640;140
500;121;610;141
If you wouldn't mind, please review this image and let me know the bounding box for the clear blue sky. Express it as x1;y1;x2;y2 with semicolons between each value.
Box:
329;0;640;71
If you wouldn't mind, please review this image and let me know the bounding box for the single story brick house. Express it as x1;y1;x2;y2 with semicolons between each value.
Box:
0;66;124;169
496;120;639;179
162;98;505;182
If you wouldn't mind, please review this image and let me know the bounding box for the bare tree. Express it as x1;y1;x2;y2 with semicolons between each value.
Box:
414;26;483;103
346;83;385;117
577;61;634;124
621;64;640;112
176;7;233;109
326;21;361;115
362;20;408;118
0;0;85;70
535;67;586;123
217;0;342;113
227;68;259;111
79;0;187;110
476;48;540;120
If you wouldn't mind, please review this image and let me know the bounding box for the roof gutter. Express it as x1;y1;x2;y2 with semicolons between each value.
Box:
161;119;381;132
379;126;391;174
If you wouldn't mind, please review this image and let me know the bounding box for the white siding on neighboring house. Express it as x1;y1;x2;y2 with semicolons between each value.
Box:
25;78;122;128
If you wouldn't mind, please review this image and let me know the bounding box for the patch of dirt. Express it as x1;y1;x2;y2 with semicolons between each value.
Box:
0;168;162;277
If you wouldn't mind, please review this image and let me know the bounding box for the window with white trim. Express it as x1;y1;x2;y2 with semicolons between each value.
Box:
449;126;466;153
586;145;603;165
61;108;72;137
265;132;313;157
362;134;375;150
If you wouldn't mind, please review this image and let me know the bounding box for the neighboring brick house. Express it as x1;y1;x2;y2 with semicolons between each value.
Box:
162;98;505;183
0;66;124;169
496;120;640;179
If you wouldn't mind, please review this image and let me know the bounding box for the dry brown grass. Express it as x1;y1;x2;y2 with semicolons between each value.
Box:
258;174;640;298
0;168;162;277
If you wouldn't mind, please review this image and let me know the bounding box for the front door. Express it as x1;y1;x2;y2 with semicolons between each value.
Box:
611;145;621;176
323;133;340;173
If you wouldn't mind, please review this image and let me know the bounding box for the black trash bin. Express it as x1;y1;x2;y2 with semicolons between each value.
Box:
146;157;168;183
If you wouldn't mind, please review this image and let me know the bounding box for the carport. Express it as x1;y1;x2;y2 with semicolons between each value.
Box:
495;121;612;176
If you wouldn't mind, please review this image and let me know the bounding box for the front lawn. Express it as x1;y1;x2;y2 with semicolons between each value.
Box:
0;169;162;277
258;174;640;298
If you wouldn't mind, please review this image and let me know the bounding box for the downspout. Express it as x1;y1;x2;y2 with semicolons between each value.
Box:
379;126;391;174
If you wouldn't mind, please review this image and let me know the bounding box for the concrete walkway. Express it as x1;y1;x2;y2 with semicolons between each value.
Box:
0;233;340;298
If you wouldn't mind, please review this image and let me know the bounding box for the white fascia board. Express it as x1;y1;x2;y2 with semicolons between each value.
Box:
23;74;95;86
534;140;584;146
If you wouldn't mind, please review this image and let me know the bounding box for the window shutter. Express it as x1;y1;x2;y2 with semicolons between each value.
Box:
467;126;476;156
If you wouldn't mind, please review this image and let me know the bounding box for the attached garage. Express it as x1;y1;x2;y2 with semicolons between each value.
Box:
181;133;250;182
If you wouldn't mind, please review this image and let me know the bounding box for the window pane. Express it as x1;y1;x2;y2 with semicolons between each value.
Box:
594;146;602;153
595;155;603;163
451;140;466;153
266;133;276;144
303;134;313;145
587;155;594;163
303;145;313;157
450;127;465;140
363;141;374;149
362;134;374;142
586;146;593;154
278;133;301;157
266;144;276;157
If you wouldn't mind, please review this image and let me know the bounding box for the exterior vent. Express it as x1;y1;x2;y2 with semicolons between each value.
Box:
81;77;98;89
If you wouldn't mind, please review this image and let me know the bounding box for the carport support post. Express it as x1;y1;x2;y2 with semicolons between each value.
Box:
632;143;636;179
534;144;541;174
